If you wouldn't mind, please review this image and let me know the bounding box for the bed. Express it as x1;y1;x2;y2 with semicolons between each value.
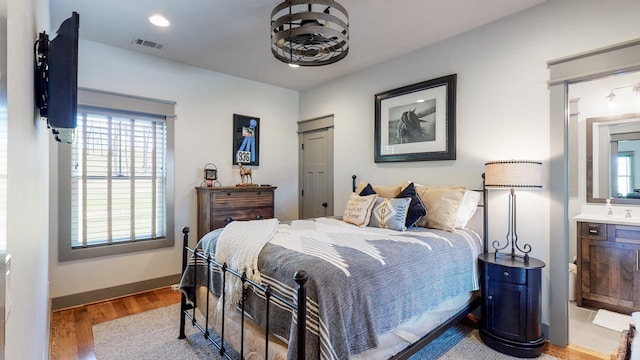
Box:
179;178;486;360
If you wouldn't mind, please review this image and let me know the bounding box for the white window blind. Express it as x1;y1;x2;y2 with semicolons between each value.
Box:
59;88;175;261
71;111;167;248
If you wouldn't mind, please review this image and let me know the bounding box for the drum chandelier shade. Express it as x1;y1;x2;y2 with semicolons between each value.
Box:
484;160;543;189
270;0;349;66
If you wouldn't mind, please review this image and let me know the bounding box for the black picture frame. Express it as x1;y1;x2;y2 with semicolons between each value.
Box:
374;74;456;162
204;169;217;180
232;114;260;166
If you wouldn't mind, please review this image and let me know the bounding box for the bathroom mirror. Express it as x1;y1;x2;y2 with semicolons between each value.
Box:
587;113;640;204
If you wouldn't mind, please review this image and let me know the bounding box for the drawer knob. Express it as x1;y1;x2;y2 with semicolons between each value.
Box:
225;217;234;224
503;271;509;277
256;214;263;220
588;227;599;235
488;295;493;300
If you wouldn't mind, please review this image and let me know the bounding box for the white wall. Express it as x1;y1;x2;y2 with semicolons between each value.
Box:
5;0;50;358
299;0;640;327
48;40;299;299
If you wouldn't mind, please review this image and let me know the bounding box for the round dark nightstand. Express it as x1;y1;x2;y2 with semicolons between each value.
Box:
478;253;546;358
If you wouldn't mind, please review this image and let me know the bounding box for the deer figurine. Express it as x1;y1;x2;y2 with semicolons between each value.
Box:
238;163;253;184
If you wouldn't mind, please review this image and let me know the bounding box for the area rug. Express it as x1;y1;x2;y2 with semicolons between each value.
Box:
593;308;632;332
93;304;559;359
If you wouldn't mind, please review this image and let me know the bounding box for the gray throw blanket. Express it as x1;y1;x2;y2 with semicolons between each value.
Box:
180;217;482;360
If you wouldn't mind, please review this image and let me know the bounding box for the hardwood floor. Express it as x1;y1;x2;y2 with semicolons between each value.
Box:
49;287;181;360
49;286;610;360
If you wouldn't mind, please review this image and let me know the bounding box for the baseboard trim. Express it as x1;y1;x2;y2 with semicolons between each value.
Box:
50;274;182;311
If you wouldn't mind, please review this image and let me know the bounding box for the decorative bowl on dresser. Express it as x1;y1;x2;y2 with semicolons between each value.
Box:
195;186;276;239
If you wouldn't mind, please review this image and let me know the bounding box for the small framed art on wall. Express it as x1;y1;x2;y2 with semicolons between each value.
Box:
232;114;260;166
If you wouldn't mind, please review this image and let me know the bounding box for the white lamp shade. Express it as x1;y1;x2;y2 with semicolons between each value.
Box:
485;160;542;189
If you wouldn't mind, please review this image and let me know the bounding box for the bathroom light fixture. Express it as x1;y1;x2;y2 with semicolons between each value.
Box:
270;0;349;67
604;83;640;103
149;14;170;27
484;160;542;263
606;91;616;102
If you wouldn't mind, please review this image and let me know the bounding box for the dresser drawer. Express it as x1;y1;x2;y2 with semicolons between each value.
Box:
610;224;640;245
211;207;274;225
580;222;607;241
487;265;527;285
212;190;273;209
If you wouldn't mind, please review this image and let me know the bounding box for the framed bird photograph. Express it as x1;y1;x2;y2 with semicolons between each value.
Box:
374;74;456;162
232;114;260;166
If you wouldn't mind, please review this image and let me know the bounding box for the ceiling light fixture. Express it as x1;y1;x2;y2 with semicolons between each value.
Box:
270;0;349;67
149;14;170;27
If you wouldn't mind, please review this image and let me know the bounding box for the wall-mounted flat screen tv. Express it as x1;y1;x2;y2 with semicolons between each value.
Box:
35;11;79;144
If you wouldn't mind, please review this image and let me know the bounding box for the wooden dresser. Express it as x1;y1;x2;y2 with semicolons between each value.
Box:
577;221;640;314
196;186;277;239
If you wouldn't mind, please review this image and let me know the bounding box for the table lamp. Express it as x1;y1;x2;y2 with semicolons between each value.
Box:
484;160;542;263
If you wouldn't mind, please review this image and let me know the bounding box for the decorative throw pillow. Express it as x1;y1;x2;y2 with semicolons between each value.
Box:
343;193;378;227
369;197;411;231
454;190;482;229
397;182;427;228
359;183;377;196
355;181;401;198
416;186;466;231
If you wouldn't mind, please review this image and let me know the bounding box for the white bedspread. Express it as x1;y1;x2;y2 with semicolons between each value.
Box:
215;218;279;309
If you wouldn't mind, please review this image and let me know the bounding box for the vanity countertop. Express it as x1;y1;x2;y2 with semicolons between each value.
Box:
574;212;640;225
574;204;640;225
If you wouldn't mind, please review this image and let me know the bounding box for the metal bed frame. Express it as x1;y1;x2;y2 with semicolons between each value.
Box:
178;175;486;359
178;226;308;360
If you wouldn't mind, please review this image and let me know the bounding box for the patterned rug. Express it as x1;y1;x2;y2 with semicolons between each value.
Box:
93;304;559;359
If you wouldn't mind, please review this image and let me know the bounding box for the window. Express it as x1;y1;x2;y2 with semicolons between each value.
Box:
59;89;175;261
617;152;633;197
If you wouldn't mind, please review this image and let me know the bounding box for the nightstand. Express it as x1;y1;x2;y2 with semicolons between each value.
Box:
478;253;546;358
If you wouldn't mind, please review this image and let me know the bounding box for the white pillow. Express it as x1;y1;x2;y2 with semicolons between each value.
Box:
454;190;481;229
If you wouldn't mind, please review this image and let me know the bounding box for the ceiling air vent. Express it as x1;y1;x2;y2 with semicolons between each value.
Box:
132;37;164;50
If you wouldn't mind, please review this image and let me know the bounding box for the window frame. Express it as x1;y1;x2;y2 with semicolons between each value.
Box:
58;88;175;261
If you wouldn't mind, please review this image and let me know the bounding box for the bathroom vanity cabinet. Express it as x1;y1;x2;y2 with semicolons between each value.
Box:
576;221;640;314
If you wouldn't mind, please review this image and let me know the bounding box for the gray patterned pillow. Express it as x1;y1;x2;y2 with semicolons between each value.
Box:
368;197;412;231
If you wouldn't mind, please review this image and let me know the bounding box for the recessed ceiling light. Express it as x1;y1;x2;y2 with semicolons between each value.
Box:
416;99;425;103
288;63;300;68
149;14;170;27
